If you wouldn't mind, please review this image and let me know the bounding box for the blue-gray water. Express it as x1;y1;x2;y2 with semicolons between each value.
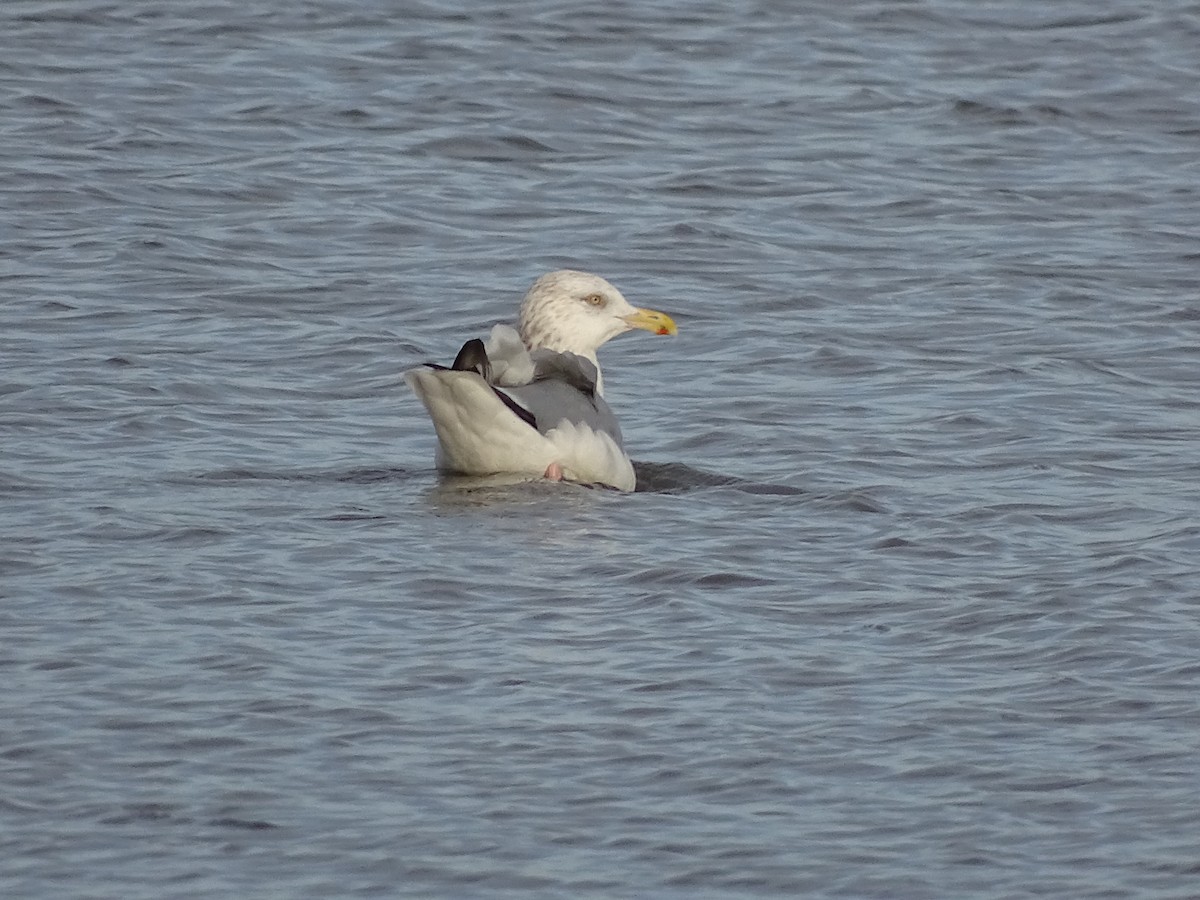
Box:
4;1;1199;897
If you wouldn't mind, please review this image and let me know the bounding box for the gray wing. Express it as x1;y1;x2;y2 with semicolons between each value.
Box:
498;350;624;444
437;337;624;445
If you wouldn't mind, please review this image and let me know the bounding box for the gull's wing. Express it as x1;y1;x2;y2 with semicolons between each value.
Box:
498;349;624;445
405;333;635;490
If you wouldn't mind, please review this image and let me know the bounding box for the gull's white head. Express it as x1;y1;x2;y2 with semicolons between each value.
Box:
518;270;677;361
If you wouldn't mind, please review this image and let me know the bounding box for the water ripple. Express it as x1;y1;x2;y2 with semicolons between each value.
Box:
4;0;1199;897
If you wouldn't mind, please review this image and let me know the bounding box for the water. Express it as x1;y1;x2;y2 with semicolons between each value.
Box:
4;1;1199;896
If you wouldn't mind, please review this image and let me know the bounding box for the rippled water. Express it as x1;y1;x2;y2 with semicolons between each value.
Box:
5;1;1200;897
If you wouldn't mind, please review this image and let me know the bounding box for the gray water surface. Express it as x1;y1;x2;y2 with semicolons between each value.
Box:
4;1;1200;897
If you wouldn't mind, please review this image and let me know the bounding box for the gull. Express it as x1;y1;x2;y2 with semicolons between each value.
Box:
405;270;677;491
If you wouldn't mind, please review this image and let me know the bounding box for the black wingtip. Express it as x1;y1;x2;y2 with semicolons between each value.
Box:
451;338;491;380
436;337;537;429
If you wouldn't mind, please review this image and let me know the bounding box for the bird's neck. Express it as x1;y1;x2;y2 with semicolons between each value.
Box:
523;336;605;396
560;347;606;397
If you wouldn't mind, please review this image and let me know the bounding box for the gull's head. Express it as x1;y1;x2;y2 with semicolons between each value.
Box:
518;270;677;359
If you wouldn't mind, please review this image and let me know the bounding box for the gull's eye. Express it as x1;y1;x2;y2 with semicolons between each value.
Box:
582;293;605;307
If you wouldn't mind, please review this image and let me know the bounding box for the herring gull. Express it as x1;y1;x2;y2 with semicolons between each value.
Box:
405;270;677;491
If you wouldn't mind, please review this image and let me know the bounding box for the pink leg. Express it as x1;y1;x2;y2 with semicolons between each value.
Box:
543;462;564;481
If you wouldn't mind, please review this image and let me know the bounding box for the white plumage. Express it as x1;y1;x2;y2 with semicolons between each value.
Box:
405;270;677;491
